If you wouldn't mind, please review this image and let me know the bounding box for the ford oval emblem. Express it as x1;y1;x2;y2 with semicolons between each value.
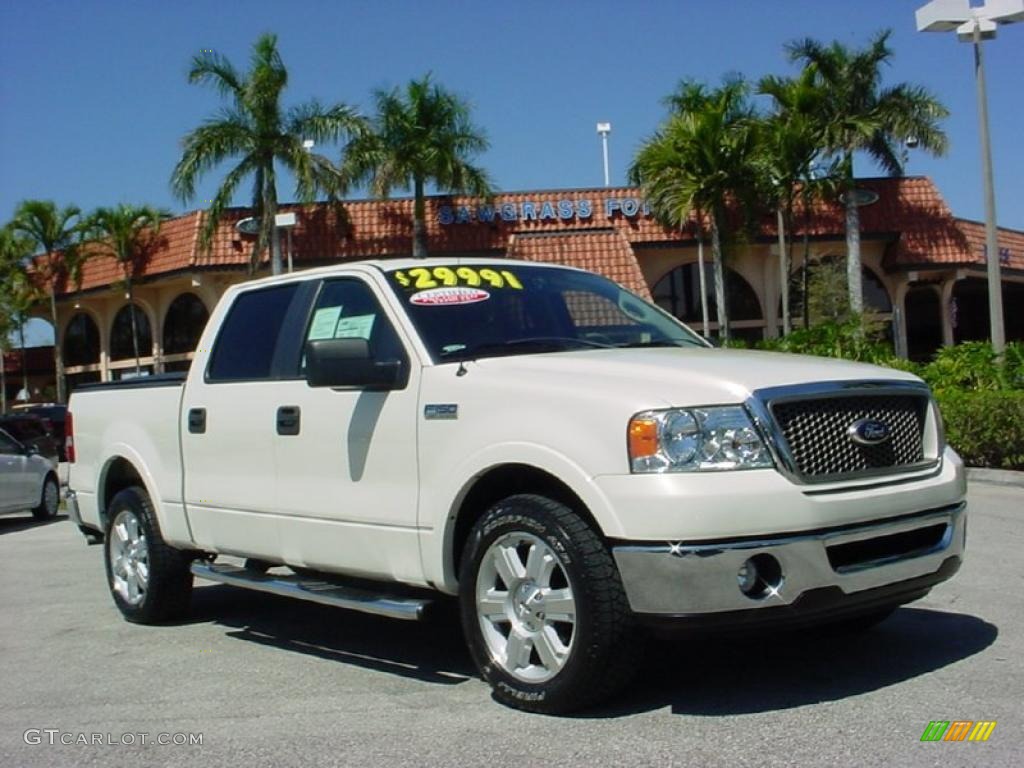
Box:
848;418;891;446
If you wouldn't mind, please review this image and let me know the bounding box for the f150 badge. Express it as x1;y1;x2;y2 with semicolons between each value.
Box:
425;404;459;420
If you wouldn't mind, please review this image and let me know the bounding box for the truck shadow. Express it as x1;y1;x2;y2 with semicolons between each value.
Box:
591;607;997;718
188;583;995;716
189;583;475;686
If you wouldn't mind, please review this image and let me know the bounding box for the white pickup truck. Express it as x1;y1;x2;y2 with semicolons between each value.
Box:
67;259;966;713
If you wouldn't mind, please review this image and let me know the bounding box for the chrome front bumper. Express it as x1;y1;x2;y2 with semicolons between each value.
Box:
612;502;966;616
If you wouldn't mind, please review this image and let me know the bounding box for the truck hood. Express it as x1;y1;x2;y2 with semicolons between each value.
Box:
467;347;922;407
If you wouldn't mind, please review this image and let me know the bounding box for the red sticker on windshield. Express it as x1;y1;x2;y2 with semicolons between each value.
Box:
410;287;491;306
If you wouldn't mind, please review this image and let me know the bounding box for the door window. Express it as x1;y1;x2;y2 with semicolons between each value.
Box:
299;279;407;374
207;283;299;382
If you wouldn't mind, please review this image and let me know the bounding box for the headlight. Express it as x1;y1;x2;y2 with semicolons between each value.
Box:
628;406;774;473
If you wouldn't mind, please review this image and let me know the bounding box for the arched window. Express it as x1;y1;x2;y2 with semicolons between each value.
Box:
653;263;763;323
110;304;153;361
64;313;100;367
786;258;893;318
163;293;210;355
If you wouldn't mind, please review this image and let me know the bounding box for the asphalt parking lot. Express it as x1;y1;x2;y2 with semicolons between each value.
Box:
1;480;1020;767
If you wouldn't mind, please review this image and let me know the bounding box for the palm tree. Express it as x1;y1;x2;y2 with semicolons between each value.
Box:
10;200;84;403
787;30;948;314
84;205;166;374
342;74;492;258
629;79;758;341
755;70;830;336
171;33;364;274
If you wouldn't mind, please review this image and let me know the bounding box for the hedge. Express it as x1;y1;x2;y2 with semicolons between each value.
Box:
933;390;1024;471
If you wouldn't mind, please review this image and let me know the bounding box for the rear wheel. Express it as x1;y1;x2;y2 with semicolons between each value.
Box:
32;475;59;520
104;486;193;623
459;494;639;714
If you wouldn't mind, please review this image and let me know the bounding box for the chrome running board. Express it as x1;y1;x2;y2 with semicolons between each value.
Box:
190;562;431;621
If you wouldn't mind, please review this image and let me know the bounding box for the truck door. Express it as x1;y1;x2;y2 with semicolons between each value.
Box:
270;275;423;583
180;281;308;558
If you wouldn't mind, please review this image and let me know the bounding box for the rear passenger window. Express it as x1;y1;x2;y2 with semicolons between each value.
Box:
207;284;298;381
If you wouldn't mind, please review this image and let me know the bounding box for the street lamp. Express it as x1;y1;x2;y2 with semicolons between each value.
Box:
916;0;1023;354
596;122;611;187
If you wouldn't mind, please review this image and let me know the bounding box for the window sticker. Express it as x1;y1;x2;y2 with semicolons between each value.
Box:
308;306;342;340
391;266;523;291
410;286;491;307
334;314;376;339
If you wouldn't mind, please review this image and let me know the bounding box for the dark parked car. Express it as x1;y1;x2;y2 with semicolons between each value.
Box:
20;404;67;462
0;413;60;465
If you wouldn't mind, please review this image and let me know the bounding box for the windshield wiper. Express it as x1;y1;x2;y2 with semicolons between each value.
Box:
615;339;691;349
442;336;614;361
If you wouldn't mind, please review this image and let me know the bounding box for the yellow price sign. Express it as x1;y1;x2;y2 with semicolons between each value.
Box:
391;266;523;291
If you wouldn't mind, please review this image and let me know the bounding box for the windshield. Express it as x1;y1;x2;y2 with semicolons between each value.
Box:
384;264;707;362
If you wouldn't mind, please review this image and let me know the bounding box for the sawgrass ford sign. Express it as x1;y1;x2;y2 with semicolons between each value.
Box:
437;197;652;225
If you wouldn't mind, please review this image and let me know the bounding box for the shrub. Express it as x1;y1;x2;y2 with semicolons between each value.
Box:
756;316;913;370
935;389;1024;470
920;341;1024;393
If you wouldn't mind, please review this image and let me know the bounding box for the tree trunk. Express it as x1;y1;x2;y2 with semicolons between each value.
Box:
802;197;811;329
412;177;427;259
265;174;282;276
1;347;7;414
845;195;863;316
18;321;28;400
50;283;65;404
710;215;728;342
777;207;790;337
841;155;863;317
696;231;709;339
127;280;141;375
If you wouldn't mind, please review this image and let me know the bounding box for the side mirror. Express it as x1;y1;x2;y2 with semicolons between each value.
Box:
305;338;404;390
25;444;40;457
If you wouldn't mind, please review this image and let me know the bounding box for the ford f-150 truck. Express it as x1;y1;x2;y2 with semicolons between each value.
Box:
67;259;966;713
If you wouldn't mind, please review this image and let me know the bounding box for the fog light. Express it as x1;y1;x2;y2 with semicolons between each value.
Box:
738;554;783;600
737;559;759;594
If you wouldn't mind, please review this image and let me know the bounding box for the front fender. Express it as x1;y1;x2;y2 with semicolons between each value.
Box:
418;441;625;593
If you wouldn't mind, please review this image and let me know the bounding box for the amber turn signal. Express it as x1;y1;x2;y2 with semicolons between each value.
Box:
628;417;659;460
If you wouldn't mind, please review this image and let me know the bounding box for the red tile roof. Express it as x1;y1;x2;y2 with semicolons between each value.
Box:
951;219;1024;272
53;177;1016;297
506;230;652;298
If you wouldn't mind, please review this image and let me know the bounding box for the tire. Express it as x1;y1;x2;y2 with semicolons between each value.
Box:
104;486;193;624
32;474;60;521
459;494;639;714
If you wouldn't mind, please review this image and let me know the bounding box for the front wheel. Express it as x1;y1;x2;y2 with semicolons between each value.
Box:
459;494;639;714
104;486;193;624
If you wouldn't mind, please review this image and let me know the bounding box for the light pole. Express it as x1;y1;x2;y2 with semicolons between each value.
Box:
596;122;611;187
916;0;1023;354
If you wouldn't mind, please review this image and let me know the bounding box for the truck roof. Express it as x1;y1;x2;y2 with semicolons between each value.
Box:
225;257;580;291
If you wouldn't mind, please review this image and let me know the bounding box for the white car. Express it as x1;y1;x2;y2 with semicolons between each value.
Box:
0;427;60;520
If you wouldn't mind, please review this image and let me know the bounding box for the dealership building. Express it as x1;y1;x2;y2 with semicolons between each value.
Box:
23;175;1024;396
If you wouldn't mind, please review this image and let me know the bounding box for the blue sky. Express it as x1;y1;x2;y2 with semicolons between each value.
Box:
2;0;1023;345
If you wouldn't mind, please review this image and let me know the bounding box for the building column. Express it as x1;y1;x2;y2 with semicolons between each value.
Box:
98;298;112;382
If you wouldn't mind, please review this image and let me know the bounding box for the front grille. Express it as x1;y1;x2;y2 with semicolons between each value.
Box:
770;393;928;482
